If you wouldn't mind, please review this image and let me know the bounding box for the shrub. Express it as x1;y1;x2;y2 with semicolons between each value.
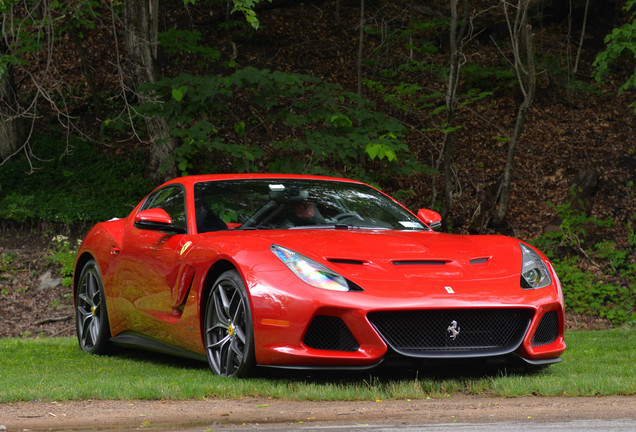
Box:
0;135;153;224
533;198;635;326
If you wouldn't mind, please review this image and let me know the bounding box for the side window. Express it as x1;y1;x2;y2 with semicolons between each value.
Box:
141;186;187;231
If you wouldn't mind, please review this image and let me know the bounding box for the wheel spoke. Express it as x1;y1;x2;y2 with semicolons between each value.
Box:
89;315;100;344
79;313;94;346
78;292;95;309
231;300;244;325
206;322;228;335
224;340;235;374
87;273;97;298
230;337;244;357
213;286;231;323
233;323;246;344
89;275;102;312
207;334;231;350
218;284;231;312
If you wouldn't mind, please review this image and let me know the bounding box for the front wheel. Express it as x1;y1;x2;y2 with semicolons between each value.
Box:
203;270;255;377
75;259;112;354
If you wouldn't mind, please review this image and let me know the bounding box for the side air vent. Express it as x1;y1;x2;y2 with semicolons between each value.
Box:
393;260;447;266
532;311;560;347
303;315;360;352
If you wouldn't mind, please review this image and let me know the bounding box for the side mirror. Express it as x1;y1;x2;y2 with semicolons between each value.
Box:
417;209;442;230
134;208;186;234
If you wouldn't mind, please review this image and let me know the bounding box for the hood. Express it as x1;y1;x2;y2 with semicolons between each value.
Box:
261;229;523;285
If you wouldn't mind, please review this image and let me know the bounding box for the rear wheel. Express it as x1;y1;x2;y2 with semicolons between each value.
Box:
75;259;112;354
204;270;255;377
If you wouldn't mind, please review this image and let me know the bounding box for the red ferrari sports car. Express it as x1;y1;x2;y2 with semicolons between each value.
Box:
73;174;566;377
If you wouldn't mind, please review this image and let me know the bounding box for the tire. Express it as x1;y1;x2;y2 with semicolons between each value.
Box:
203;270;255;377
75;259;112;354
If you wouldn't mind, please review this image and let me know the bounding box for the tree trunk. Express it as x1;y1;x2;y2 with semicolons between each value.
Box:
439;0;469;221
67;18;102;119
573;0;590;75
357;0;365;97
492;0;536;227
0;38;21;163
494;94;531;225
124;0;177;182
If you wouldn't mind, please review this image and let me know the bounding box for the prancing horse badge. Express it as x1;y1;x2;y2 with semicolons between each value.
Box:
447;320;460;340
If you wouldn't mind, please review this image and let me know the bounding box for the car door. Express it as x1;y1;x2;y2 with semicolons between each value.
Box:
115;184;194;334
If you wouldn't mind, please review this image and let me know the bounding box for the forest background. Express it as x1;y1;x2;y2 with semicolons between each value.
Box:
0;0;634;338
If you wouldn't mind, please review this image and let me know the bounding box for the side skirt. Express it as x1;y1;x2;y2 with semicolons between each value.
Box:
110;331;207;363
258;359;384;372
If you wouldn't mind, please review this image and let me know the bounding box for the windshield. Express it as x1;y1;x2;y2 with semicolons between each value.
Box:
193;179;427;232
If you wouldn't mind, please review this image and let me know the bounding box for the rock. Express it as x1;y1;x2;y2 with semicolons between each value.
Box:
38;270;62;290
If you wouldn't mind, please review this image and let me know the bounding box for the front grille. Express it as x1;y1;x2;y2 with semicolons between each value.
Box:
303;315;360;352
532;311;560;346
367;309;531;358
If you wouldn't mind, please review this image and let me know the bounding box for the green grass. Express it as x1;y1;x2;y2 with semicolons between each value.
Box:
1;330;633;403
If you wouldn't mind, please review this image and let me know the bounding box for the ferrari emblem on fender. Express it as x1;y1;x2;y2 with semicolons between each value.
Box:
180;241;193;256
447;320;460;340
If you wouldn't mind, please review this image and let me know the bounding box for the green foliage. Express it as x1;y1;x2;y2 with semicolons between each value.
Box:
0;0;102;78
536;196;613;253
593;0;636;112
533;195;635;326
0;136;153;224
0;251;18;295
0;53;22;78
182;0;270;29
51;0;102;34
158;29;221;63
462;63;516;93
135;67;424;181
550;256;634;325
48;235;79;287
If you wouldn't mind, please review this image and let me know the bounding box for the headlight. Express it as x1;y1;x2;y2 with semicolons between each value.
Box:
271;244;350;291
520;243;552;289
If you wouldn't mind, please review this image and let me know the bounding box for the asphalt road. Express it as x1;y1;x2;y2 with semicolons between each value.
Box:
2;396;634;431
166;419;636;432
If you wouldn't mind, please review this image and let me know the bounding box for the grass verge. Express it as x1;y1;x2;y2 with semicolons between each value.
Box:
1;329;633;403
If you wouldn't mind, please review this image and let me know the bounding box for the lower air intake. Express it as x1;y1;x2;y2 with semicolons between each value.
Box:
367;309;531;358
303;315;360;352
532;310;560;347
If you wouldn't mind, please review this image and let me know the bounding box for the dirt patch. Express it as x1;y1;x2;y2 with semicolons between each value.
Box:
0;233;76;340
1;395;634;430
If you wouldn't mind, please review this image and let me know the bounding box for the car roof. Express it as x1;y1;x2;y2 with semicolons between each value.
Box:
161;174;366;189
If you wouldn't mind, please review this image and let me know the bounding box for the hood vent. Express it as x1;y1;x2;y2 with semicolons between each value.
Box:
393;260;447;266
327;258;366;265
469;257;490;265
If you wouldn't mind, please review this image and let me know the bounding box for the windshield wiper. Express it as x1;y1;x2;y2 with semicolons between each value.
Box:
288;224;390;230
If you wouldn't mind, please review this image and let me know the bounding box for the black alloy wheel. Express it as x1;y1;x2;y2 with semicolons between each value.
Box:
204;270;255;377
75;259;112;354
